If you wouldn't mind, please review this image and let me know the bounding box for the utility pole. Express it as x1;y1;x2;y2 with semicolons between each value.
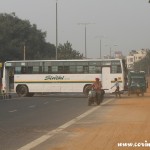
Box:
78;23;94;58
23;42;26;60
100;39;102;59
95;35;105;59
110;47;112;59
56;0;58;60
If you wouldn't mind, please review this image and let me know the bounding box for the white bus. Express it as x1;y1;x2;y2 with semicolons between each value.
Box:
2;59;127;97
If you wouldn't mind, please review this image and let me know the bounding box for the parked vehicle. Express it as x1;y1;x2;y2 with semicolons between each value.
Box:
88;89;105;106
127;71;147;96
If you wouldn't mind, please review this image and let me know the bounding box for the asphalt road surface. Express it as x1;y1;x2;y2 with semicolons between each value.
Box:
0;93;111;150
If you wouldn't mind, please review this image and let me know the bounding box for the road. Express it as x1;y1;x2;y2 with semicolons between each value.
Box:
2;89;149;150
0;93;112;150
0;94;87;150
32;83;150;150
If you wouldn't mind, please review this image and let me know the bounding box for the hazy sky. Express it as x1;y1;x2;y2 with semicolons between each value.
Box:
0;0;150;58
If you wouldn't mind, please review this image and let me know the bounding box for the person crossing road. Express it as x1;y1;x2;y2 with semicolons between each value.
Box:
111;78;121;98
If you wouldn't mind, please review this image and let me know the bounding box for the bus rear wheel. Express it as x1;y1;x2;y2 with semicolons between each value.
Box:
83;84;92;96
17;85;28;97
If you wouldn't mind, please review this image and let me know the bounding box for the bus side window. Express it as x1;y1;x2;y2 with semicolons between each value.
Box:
117;65;122;73
43;66;52;73
39;66;42;73
43;66;48;73
48;66;52;73
64;66;69;74
58;66;63;73
15;67;21;74
77;66;83;73
33;66;40;74
28;67;33;74
111;66;116;73
83;66;89;73
95;66;101;73
52;66;58;73
111;65;122;73
70;66;76;74
89;66;96;73
21;67;27;74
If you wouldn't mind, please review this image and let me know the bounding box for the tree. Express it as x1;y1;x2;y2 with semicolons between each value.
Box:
0;13;55;61
57;41;83;59
134;50;150;75
0;13;83;62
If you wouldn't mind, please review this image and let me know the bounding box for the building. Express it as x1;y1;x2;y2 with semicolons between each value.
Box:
127;49;147;70
103;51;123;59
114;51;123;59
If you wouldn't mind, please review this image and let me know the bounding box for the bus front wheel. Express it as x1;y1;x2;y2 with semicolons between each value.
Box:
17;85;28;97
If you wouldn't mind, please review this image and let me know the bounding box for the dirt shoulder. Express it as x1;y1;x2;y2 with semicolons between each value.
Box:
45;78;150;150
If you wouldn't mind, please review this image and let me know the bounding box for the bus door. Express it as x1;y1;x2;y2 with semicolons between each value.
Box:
102;67;111;91
5;67;14;93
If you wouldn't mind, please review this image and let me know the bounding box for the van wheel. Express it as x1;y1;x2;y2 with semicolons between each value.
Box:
17;85;28;97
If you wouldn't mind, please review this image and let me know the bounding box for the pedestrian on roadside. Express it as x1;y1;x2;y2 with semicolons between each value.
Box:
111;78;121;98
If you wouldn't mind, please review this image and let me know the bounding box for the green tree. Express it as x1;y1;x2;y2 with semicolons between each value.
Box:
57;41;83;59
0;13;55;61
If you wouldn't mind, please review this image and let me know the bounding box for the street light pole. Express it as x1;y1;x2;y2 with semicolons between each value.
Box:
23;43;26;60
85;25;87;58
95;35;105;59
105;44;118;59
110;47;112;58
78;23;94;58
56;0;58;60
99;39;102;59
113;44;118;58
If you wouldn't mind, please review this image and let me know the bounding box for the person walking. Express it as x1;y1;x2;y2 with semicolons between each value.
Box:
111;78;121;98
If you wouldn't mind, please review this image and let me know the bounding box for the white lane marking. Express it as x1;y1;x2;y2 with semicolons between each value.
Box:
9;109;17;113
55;100;61;102
55;99;65;102
17;98;114;150
44;102;49;104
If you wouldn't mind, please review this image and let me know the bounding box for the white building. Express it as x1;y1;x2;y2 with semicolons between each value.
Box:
127;49;147;70
114;51;123;59
103;51;123;59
